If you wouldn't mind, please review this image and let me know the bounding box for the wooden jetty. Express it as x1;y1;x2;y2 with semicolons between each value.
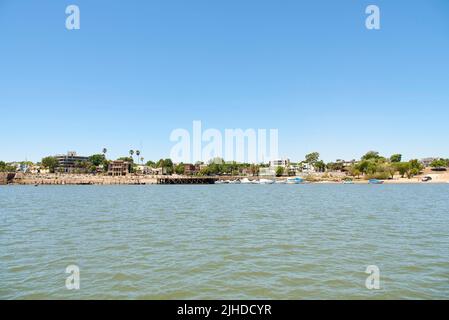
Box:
157;176;218;184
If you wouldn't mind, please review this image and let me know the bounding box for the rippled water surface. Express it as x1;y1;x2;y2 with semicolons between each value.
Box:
1;184;449;299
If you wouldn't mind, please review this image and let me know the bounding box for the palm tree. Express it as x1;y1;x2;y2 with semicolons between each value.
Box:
140;157;144;165
129;150;134;163
136;150;141;164
102;148;107;159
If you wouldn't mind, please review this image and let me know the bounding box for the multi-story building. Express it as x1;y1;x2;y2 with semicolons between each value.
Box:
260;158;294;176
54;151;89;173
108;160;130;176
421;157;438;168
269;159;290;168
184;164;198;175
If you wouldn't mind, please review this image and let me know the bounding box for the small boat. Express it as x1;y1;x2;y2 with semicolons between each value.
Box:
240;178;253;184
275;180;286;184
368;179;384;184
214;180;225;184
343;179;354;184
259;179;275;184
228;179;241;184
286;177;304;184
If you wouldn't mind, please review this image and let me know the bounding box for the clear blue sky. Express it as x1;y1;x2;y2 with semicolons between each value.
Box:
1;0;448;163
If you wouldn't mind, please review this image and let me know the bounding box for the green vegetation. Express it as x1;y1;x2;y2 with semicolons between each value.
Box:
390;154;402;163
145;160;156;167
347;152;425;180
7;147;447;180
157;159;174;175
275;166;284;177
174;163;185;175
41;156;59;173
0;161;16;172
430;158;449;168
305;152;320;165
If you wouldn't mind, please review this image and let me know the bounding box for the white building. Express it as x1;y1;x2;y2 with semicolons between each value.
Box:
259;158;298;176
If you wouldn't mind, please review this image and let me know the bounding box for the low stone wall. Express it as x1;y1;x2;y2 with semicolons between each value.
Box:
11;173;158;185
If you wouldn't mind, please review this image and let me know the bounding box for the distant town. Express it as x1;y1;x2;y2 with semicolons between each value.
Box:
1;149;449;185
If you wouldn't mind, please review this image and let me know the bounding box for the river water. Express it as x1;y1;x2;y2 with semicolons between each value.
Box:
1;184;448;299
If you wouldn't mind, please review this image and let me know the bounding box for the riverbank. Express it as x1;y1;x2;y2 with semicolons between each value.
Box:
2;171;449;185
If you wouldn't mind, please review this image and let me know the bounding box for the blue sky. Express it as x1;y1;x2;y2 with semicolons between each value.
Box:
1;0;448;163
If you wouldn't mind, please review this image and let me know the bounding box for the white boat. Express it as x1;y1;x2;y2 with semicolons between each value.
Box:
228;179;241;184
259;179;275;184
275;180;286;184
240;178;253;184
286;177;304;184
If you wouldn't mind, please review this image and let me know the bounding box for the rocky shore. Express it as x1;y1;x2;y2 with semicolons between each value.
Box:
1;171;448;185
4;173;158;185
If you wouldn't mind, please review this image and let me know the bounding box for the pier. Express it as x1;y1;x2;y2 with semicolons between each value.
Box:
157;176;218;184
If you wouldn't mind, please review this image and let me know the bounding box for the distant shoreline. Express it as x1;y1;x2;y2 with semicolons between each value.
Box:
2;172;448;185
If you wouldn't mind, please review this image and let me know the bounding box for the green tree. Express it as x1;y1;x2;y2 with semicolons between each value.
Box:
157;158;174;175
314;160;326;172
356;160;378;175
41;156;59;173
430;158;448;168
361;151;381;161
349;167;361;178
305;152;320;165
395;162;411;178
390;154;402;163
326;162;344;172
385;163;397;179
0;161;5;171
146;160;156;167
175;163;185;175
135;150;141;164
275;166;284;177
249;164;260;176
409;159;424;172
199;166;210;176
89;154;106;166
208;162;222;175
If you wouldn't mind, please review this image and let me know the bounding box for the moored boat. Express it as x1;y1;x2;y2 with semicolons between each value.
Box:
368;179;384;184
259;179;275;184
286;177;304;184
